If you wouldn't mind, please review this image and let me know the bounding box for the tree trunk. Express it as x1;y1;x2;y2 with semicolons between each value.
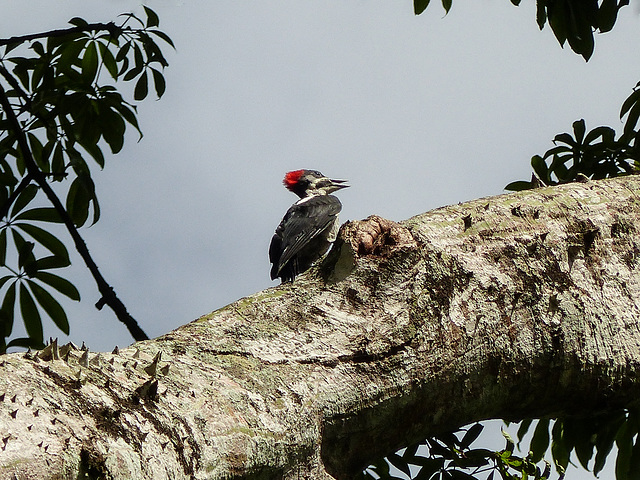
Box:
2;176;640;480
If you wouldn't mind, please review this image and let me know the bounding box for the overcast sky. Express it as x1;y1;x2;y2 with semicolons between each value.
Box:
4;1;639;477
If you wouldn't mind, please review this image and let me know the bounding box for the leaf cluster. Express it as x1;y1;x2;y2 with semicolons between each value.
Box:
414;0;628;61
356;424;553;480
0;6;172;352
515;411;640;480
505;82;640;191
362;410;640;480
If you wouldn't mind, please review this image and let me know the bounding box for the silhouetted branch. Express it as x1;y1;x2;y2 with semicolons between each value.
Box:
0;22;121;47
0;82;148;342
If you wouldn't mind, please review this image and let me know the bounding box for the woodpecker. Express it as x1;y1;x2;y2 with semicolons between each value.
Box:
269;169;349;283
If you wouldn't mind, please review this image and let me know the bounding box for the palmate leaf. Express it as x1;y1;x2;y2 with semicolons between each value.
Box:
98;41;119;80
35;254;71;270
0;6;171;349
98;105;126;154
529;419;550;462
460;424;483;449
15;222;70;263
148;29;175;49
27;280;69;334
5;336;42;350
0;282;16;337
81;41;99;81
151;67;166;98
10;183;38;217
134;70;149;101
143;6;160;28
19;282;42;345
0;229;6;266
388;452;412;476
34;271;80;301
66;174;100;227
14;207;64;223
413;0;429;15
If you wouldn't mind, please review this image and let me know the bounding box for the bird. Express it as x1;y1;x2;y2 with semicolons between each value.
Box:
269;169;349;283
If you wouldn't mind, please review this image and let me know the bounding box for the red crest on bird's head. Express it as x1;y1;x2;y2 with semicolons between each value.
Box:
283;170;305;190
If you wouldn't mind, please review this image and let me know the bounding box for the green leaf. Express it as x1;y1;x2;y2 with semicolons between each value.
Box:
78;137;106;168
10;183;38;217
134;70;149;101
6;336;44;350
0;275;15;291
414;0;432;14
98;41;119;80
460;423;483;449
56;39;85;74
529;418;550;462
66;176;90;228
551;420;570;471
505;180;533;191
133;43;145;71
148;30;175;49
623;102;640;137
387;452;412;476
629;433;640;480
0;283;16;337
115;40;132;63
620;87;640;119
114;103;142;138
28;133;47;172
441;0;452;14
51;143;65;180
449;471;478;480
598;0;621;32
82;41;99;81
35;255;71;271
27;280;69;334
517;419;533;444
13;230;37;275
15;223;70;263
151;67;166;98
0;229;6;266
15;207;64;223
502;428;515;454
616;418;634;480
99;106;126;154
144;6;160;28
68;17;89;28
34;271;80;301
531;155;549;183
19;283;43;344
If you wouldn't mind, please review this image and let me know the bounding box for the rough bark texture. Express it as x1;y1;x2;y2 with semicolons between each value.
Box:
2;176;640;479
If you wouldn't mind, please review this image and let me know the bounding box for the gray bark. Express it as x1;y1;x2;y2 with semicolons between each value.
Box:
2;176;640;479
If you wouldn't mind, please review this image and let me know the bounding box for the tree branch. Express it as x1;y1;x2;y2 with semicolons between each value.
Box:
2;175;640;479
0;82;148;341
0;22;121;47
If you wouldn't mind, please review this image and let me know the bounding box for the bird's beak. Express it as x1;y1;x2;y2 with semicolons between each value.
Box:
329;178;349;190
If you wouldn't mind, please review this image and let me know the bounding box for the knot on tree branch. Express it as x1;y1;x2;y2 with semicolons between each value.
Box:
340;215;417;257
322;215;417;283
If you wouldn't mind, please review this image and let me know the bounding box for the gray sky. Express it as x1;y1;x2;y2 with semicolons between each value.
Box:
2;1;638;476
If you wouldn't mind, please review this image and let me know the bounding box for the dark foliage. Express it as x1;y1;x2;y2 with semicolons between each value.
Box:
0;7;173;352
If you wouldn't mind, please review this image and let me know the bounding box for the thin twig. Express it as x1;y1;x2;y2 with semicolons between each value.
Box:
0;81;148;341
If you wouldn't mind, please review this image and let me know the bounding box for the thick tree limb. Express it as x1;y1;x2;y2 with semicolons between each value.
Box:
2;176;640;479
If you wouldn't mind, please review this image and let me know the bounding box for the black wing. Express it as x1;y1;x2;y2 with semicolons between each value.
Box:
269;195;342;280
